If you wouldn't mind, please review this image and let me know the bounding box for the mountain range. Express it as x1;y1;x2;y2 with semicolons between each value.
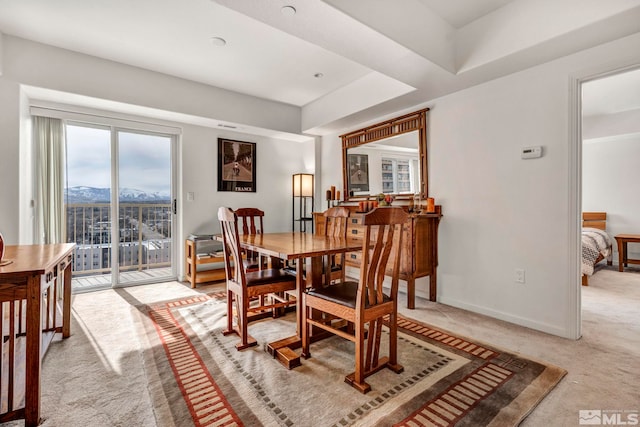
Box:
65;186;171;203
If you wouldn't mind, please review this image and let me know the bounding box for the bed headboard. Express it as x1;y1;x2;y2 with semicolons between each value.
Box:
582;212;607;230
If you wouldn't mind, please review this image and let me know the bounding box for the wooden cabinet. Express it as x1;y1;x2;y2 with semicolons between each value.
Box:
314;205;442;308
185;238;226;288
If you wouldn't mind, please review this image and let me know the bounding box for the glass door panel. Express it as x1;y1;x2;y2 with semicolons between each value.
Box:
116;130;173;285
65;124;113;291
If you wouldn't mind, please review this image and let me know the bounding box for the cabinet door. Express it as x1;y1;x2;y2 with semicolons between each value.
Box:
414;216;436;276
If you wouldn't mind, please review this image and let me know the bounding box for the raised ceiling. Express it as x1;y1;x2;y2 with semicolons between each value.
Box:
583;68;640;117
1;0;639;135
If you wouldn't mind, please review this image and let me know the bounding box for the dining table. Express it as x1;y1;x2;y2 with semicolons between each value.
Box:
0;243;75;426
216;231;362;368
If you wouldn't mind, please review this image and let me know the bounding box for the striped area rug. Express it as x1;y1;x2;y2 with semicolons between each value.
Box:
136;293;566;427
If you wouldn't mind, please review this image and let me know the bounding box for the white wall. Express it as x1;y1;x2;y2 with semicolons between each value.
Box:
583;133;640;260
321;33;640;338
181;125;313;238
0;35;312;280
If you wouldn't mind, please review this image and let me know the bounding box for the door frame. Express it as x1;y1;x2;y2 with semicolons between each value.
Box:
568;60;640;339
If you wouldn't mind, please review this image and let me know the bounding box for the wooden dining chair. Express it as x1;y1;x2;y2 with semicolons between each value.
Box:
218;207;297;350
301;207;408;393
234;207;267;271
320;206;350;283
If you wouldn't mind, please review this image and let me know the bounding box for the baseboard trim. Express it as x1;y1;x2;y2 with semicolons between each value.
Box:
438;296;573;339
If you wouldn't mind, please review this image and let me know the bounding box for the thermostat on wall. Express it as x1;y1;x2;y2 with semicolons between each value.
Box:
521;146;542;159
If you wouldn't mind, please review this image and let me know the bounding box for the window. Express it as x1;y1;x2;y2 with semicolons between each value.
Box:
381;157;415;194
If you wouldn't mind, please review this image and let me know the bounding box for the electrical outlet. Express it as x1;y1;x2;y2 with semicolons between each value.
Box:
187;192;195;201
515;268;525;284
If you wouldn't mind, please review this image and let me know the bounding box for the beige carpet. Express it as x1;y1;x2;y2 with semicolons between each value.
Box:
0;264;637;426
135;292;565;426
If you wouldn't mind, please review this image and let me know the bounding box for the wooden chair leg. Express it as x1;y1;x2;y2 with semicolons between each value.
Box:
236;293;257;350
387;311;403;373
345;320;371;394
222;289;234;336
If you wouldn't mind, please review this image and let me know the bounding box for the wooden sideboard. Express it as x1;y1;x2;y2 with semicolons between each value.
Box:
314;205;441;308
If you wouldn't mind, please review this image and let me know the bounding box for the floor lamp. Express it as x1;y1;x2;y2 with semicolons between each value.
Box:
292;173;314;233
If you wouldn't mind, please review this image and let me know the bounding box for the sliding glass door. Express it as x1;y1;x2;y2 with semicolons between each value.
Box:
65;122;176;290
116;130;173;285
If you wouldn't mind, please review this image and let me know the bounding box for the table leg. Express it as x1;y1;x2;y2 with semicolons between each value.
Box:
267;254;331;369
63;262;72;338
624;241;628;268
265;259;305;369
407;277;415;309
617;239;624;272
25;275;42;427
429;274;438;303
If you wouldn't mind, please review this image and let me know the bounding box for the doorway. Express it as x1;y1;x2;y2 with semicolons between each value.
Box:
576;65;640;337
65;121;177;291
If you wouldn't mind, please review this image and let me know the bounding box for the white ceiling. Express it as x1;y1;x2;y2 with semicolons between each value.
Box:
1;0;639;135
582;68;640;117
417;0;515;28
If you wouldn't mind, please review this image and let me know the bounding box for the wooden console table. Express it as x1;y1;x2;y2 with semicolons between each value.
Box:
614;234;640;272
0;243;75;426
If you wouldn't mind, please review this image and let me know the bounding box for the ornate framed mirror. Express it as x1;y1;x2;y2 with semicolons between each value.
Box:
340;108;429;202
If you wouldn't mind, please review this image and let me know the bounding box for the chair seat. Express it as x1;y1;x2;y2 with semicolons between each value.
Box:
246;268;296;287
306;281;390;308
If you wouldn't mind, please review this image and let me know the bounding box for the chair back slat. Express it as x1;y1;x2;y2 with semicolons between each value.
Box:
234;208;265;265
218;207;246;287
323;206;350;237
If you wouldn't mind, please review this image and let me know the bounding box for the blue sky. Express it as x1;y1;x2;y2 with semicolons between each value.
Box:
66;124;171;194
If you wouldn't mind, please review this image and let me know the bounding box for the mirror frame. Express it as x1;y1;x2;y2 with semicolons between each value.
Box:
340;108;429;201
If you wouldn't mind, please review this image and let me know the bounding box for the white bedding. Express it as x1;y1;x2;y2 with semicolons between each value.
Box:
581;227;613;276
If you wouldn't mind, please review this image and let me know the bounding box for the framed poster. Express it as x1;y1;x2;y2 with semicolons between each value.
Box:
347;153;369;192
217;138;256;192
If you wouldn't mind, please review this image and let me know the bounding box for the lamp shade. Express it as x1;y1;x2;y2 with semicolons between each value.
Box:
292;173;314;197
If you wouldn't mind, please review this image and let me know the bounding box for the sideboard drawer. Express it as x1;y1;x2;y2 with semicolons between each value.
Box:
346;251;362;267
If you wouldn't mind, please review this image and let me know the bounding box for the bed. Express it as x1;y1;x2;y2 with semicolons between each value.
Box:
581;212;613;286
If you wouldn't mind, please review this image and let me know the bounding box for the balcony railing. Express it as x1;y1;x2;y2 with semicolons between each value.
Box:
66;203;172;277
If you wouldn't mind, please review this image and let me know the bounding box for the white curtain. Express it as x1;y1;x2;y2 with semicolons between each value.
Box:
33;116;66;244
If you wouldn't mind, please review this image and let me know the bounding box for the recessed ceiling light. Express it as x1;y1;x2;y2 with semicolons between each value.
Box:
281;6;296;16
314;73;324;78
210;37;227;47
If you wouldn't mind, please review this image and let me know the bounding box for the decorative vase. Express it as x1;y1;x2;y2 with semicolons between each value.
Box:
0;232;4;262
